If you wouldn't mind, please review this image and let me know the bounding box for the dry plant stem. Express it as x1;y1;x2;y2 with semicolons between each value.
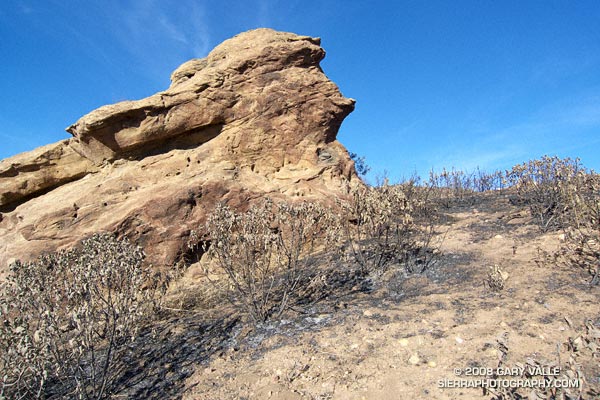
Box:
203;200;339;324
340;183;440;275
546;169;600;284
506;155;585;232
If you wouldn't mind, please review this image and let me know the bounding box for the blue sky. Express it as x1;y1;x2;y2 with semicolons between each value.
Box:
1;1;600;182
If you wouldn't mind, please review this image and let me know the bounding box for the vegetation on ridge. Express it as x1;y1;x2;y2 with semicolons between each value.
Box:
1;155;599;399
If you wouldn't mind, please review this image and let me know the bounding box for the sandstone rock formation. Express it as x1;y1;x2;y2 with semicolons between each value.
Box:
0;28;358;272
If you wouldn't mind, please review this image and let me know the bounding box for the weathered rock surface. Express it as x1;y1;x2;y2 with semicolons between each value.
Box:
0;141;96;212
0;28;358;272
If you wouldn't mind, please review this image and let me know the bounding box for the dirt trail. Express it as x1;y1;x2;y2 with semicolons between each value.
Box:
178;193;599;400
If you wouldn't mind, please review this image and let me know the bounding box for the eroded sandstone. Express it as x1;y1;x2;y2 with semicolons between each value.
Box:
0;28;358;271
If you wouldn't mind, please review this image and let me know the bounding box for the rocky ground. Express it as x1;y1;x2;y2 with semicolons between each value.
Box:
119;191;599;400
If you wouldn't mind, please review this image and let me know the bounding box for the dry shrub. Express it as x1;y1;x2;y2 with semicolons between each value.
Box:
555;172;600;284
484;265;508;291
558;229;600;285
429;168;474;206
428;167;504;207
474;167;505;193
487;324;599;400
396;178;444;273
506;156;585;231
0;233;161;399
202;199;338;323
340;183;441;275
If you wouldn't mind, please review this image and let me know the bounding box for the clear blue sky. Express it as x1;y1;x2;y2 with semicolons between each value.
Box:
2;1;600;182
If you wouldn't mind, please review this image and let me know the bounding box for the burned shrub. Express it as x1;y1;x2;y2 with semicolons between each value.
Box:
340;183;441;275
506;156;585;231
0;233;160;399
203;200;339;324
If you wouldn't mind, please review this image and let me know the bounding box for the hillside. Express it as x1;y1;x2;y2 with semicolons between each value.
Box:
164;190;599;399
0;28;598;400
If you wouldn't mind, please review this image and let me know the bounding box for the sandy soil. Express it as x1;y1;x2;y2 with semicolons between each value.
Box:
164;192;599;400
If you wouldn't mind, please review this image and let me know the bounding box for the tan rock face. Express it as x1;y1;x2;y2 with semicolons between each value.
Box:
0;140;96;212
0;28;358;272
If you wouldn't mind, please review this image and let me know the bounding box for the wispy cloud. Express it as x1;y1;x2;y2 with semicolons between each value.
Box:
17;1;34;14
531;55;599;87
555;98;600;127
67;0;211;87
111;0;211;58
257;0;271;27
157;14;190;45
426;94;600;174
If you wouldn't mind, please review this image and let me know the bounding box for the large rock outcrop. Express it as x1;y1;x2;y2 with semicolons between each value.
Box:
0;28;358;272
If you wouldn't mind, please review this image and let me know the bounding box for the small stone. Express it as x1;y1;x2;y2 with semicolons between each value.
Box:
222;162;236;171
350;343;359;350
427;361;437;368
558;233;566;241
494;234;503;239
398;338;409;347
455;336;464;344
408;354;420;365
486;348;498;357
500;321;508;327
363;309;374;317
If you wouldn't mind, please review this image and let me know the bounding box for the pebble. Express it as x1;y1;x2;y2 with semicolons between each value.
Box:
398;338;409;347
455;336;464;344
427;361;437;368
408;354;420;365
486;348;498;357
494;234;503;239
363;309;374;317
